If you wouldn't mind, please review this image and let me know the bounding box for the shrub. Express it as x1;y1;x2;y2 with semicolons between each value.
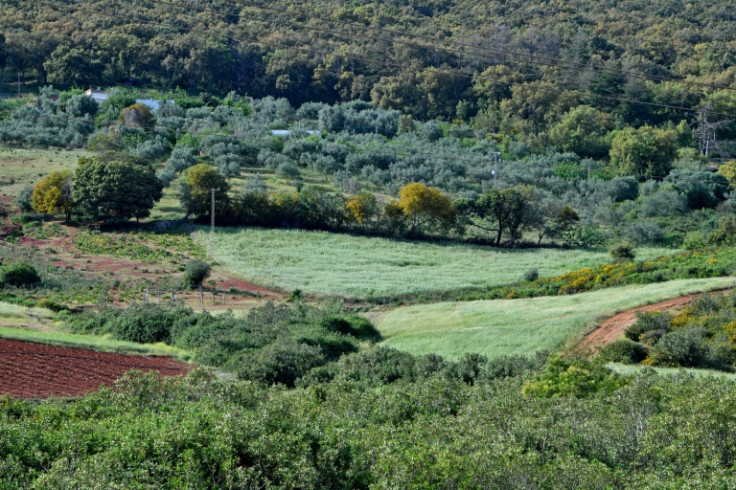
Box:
682;231;705;250
524;268;539;282
444;353;487;384
599;339;649;364
13;185;34;213
109;307;174;344
609;242;635;261
482;352;549;380
625;312;672;343
183;259;211;289
523;356;627;398
335;347;415;386
650;326;711;367
237;340;325;387
0;263;41;288
320;315;382;342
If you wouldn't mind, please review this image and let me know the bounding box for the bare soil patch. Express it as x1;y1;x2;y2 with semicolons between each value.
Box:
578;288;735;355
0;339;192;399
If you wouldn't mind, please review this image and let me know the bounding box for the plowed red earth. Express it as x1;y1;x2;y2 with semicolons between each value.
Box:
0;339;193;399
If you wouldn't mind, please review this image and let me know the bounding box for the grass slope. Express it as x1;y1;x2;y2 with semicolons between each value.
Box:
0;302;186;357
607;363;736;379
376;277;736;360
200;228;676;298
0;147;88;197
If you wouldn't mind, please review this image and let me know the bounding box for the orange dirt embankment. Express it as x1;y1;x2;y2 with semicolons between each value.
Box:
577;289;735;355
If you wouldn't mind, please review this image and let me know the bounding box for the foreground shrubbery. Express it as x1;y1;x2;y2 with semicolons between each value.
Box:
3;362;736;487
64;302;383;386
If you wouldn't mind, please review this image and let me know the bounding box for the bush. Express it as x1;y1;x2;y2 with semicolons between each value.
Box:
609;242;635;261
650;326;711;367
0;263;41;288
319;315;382;342
625;311;672;343
524;268;539;282
599;339;649;364
237;340;325;387
183;259;212;289
482;352;548;380
682;231;705;250
523;356;627;398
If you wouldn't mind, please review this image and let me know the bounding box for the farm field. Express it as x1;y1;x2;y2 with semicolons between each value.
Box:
0;147;88;197
199;227;678;298
0;338;192;398
375;277;736;359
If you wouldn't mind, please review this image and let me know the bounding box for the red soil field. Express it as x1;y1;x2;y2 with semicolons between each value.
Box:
0;339;193;399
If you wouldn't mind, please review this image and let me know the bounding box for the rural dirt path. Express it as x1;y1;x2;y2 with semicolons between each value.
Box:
577;288;735;355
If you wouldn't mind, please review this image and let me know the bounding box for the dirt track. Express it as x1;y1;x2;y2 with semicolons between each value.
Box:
578;289;734;354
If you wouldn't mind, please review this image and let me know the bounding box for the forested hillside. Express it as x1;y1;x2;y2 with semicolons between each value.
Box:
3;0;736;150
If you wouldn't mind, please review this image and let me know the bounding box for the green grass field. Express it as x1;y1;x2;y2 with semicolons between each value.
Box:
375;277;736;360
199;227;678;298
0;147;88;197
0;302;187;357
607;363;736;379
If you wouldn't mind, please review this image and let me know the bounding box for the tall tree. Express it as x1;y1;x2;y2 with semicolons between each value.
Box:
456;187;535;246
609;126;677;179
31;170;74;222
73;152;162;222
178;164;229;219
396;182;455;234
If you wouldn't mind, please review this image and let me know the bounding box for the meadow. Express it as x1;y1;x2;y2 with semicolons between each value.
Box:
199;227;678;298
0;301;185;356
607;363;736;378
0;147;88;197
375;277;736;359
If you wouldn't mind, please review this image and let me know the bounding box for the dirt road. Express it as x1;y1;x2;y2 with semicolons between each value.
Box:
577;290;733;355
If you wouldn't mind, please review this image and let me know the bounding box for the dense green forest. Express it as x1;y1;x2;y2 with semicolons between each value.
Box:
3;0;736;142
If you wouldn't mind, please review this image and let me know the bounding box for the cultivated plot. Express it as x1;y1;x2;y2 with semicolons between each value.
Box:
200;227;677;298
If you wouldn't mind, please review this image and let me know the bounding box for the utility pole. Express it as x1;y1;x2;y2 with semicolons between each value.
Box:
491;151;501;188
210;187;218;234
17;73;21;98
694;104;732;165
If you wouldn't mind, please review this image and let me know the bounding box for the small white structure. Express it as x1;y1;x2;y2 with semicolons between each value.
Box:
84;89;108;103
84;89;173;112
270;130;321;137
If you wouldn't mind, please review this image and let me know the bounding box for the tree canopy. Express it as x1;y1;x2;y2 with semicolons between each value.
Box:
178;163;230;219
31;170;74;222
73;152;163;222
396;182;455;234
